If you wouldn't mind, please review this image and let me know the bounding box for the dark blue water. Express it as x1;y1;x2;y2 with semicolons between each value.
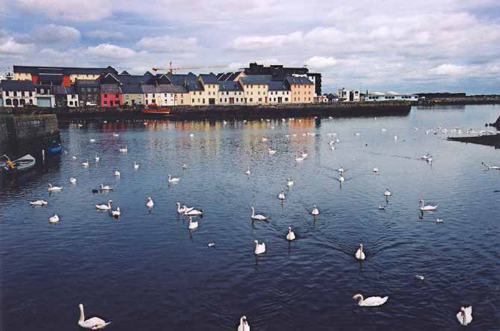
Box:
1;105;499;330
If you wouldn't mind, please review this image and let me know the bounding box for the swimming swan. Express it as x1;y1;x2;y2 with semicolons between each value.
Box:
245;168;251;176
100;184;113;191
96;200;113;210
254;240;266;255
355;244;366;260
146;197;154;208
238;316;250;331
78;304;111;329
188;217;199;230
185;208;203;216
110;207;121;218
49;215;60;224
384;188;391;197
82;160;89;167
251;206;267;221
70;177;77;184
30;200;48;206
114;170;120;177
119;146;128;153
176;203;187;214
419;199;437;211
286;227;296;241
456;306;473;326
352;294;388;307
312;204;319;216
48;183;63;191
286;178;294;187
481;162;500;170
278;190;286;200
168;174;180;183
268;148;276;155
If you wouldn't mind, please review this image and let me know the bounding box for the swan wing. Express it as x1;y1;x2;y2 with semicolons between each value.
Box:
363;296;388;306
79;317;110;329
238;323;250;331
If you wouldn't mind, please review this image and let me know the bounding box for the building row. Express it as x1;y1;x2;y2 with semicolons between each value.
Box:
0;64;320;108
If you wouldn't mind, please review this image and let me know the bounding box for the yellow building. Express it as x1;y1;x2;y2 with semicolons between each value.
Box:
239;75;271;105
198;74;219;105
286;76;315;104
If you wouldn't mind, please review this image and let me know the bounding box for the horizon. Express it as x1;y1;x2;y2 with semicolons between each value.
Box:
1;0;499;94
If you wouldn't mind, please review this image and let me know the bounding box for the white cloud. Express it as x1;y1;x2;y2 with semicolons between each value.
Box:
15;0;112;22
231;31;303;50
136;36;199;53
430;63;471;76
0;37;33;54
305;56;338;69
29;24;81;43
86;30;125;40
87;44;137;59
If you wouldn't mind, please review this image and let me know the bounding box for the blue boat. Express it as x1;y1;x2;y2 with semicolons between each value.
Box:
46;143;62;154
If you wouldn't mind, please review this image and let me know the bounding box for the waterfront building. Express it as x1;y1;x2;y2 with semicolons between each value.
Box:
53;85;79;107
0;80;36;107
268;81;291;104
35;85;56;108
286;76;314;104
119;73;147;106
217;81;245;105
13;65;117;86
338;88;360;102
239;75;271;105
100;73;122;107
364;93;418;102
199;74;219;105
75;79;100;106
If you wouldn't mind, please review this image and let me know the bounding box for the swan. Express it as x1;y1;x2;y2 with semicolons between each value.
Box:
119;146;128;153
114;170;120;177
245;168;251;176
302;152;308;158
419;199;437;211
278;190;286;200
70;177;77;184
110;207;121;218
268;148;276;155
456;306;473;326
30;200;48;206
384;188;391;197
482;162;500;170
134;161;139;170
188;217;199;230
436;218;444;223
185;208;203;217
312;204;319;216
95;154;100;162
182;163;188;170
355;244;366;260
296;155;304;162
238;316;250;331
190;133;194;137
373;167;379;173
176;203;187;214
72;155;77;160
168;174;180;183
100;184;113;191
82;160;89;167
96;200;113;210
394;135;398;141
286;178;294;187
262;137;268;142
339;175;345;182
353;294;388;307
146;197;154;208
208;242;215;247
49;215;60;224
90;139;96;143
415;275;425;281
286;227;296;241
254;240;266;255
78;304;111;329
112;133;119;137
48;183;63;191
251;206;267;221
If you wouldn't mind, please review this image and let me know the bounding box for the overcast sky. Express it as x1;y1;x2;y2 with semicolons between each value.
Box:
0;0;499;94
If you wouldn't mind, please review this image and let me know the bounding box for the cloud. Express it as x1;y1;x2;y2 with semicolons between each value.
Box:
136;36;199;53
25;24;81;43
231;31;303;50
0;36;33;54
87;44;137;59
305;56;338;69
430;63;471;76
15;0;112;22
86;30;125;40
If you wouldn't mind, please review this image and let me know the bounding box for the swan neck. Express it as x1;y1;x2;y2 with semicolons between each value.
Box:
79;305;84;322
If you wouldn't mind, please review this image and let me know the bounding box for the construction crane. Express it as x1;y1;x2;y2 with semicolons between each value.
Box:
152;61;227;74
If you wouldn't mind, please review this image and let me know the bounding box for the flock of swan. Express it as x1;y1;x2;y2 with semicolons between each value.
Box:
24;119;498;329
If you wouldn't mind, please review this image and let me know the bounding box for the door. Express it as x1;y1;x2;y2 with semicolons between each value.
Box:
229;97;234;104
278;97;282;103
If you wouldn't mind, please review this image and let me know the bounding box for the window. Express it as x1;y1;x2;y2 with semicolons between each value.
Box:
220;98;223;102
250;98;253;102
258;98;262;102
20;99;25;105
225;98;227;102
69;101;73;106
202;98;205;103
6;99;11;106
104;101;108;105
114;101;119;106
41;88;44;94
258;91;260;95
192;99;195;103
198;98;200;102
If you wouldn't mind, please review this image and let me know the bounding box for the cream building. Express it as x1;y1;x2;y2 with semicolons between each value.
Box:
217;81;245;105
286;76;314;104
268;81;291;104
239;75;271;105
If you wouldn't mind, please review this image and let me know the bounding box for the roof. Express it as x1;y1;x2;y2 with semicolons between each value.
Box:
100;72;121;84
121;84;144;94
218;81;243;92
185;80;204;91
166;72;198;85
1;80;35;91
39;73;63;85
157;84;188;93
285;76;314;85
199;74;218;84
13;65;117;75
75;79;99;87
239;75;272;85
100;84;121;93
268;81;289;91
53;85;77;95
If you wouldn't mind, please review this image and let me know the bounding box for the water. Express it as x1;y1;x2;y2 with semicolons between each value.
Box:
1;105;499;330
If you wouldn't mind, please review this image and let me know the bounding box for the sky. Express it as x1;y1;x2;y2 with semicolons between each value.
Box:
0;0;499;94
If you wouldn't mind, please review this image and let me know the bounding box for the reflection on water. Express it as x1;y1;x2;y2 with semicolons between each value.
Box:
1;105;500;331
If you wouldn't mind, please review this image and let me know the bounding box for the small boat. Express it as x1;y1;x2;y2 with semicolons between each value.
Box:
142;105;171;115
1;154;36;173
46;142;62;154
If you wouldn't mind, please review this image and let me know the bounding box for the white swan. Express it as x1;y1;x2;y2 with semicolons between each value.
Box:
286;178;294;187
251;206;267;221
415;275;425;281
114;170;120;177
146;197;154;208
100;184;113;191
456;306;473;326
30;200;47;206
254;240;266;255
262;137;268;142
338;165;344;173
286;227;296;241
70;177;77;184
188;217;199;230
48;183;63;191
119;146;128;153
482;162;500;170
96;200;113;210
302;152;308;158
419;199;437;211
185;208;203;216
112;133;119;137
110;207;120;218
245;167;251;176
49;215;60;224
353;294;388;307
268;148;276;155
90;138;96;143
312;204;319;216
296;155;304;162
238;316;250;331
176;202;187;214
95;154;100;162
72;155;77;160
355;244;366;260
168;174;180;183
394;135;398;141
189;133;194;137
134;161;139;170
373;167;379;173
278;190;286;200
78;304;111;329
384;188;391;197
339;175;345;182
82;160;89;167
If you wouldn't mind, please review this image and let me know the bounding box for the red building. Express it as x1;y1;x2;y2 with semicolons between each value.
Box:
100;73;122;107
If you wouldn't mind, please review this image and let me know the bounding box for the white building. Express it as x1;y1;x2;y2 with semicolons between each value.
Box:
0;80;37;107
338;88;360;102
218;81;246;105
268;81;291;104
365;92;418;102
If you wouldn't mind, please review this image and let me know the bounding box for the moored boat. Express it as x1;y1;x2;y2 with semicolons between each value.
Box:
1;154;36;173
142;105;171;115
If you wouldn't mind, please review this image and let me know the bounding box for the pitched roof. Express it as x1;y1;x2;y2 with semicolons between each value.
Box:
157;84;188;93
239;75;272;85
199;73;218;84
75;79;99;87
1;80;35;91
100;84;121;93
121;84;143;94
218;81;243;92
285;76;313;85
268;81;289;91
166;72;198;85
185;80;204;91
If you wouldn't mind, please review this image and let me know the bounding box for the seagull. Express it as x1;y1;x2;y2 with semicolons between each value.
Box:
373;167;379;173
208;242;216;247
251;206;267;221
295;155;304;162
168;174;180;183
262;137;268;142
355;244;366;260
189;133;194;137
30;200;48;206
188;216;199;230
286;227;296;241
456;306;473;326
90;139;96;143
312;204;319;215
352;294;388;307
245;168;251;176
78;303;111;330
254;240;266;255
114;170;120;177
268;148;276;155
72;155;77;160
146;197;154;208
96;200;113;210
278;190;286;200
302;152;308;158
82;160;89;167
49;215;60;224
436;218;444;223
112;133;119;137
48;183;63;191
95;154;100;162
119;146;128;153
100;184;113;191
182;163;188;170
415;275;425;281
286;178;294;187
